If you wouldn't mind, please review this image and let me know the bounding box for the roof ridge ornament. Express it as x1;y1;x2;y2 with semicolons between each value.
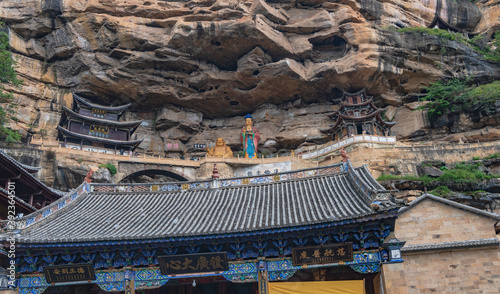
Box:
211;164;220;189
212;164;220;179
84;169;94;183
340;147;349;163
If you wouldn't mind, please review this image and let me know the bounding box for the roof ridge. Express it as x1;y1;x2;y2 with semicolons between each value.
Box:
402;238;500;252
91;172;350;194
399;193;500;220
62;105;142;126
96;162;346;185
73;93;131;112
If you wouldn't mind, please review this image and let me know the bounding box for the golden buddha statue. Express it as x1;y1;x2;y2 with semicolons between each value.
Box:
206;138;233;157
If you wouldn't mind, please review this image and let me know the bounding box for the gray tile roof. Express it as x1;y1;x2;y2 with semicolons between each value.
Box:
15;166;396;244
355;165;386;192
402;238;500;253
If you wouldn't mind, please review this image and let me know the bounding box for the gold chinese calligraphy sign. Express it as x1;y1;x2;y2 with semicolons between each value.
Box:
90;125;109;134
43;263;96;284
158;252;229;275
291;243;353;266
91;108;107;115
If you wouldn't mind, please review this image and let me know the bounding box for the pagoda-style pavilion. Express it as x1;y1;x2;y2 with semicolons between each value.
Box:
57;94;143;151
0;150;63;219
3;161;404;294
427;12;477;38
321;89;395;141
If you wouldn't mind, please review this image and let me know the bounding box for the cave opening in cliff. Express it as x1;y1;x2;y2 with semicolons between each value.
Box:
308;35;349;62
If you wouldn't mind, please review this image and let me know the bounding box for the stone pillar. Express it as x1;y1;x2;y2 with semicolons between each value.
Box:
257;258;269;294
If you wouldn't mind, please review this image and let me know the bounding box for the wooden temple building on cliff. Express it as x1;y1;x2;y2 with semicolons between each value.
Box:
57;94;143;151
321;89;395;141
3;162;406;294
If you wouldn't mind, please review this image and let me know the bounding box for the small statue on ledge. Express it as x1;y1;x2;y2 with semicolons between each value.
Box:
241;114;260;159
206;138;233;158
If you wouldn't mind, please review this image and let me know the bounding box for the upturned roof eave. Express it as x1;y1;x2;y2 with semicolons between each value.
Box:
73;94;131;112
62;106;142;128
57;125;143;146
0;150;64;200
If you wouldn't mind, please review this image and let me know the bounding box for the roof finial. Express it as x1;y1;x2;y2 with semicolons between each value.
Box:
212;164;220;179
84;168;94;183
340;147;350;163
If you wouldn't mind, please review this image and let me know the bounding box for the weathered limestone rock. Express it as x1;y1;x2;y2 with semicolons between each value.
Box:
391;105;430;139
92;168;114;183
0;0;499;158
417;165;444;178
156;105;203;132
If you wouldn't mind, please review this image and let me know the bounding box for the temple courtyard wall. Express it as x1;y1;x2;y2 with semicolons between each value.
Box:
382;196;500;294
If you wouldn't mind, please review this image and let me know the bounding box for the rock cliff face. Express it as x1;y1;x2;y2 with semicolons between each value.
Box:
1;0;500;155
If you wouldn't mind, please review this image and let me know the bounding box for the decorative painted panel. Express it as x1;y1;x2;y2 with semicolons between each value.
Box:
95;271;125;292
135;268;169;290
234;162;292;178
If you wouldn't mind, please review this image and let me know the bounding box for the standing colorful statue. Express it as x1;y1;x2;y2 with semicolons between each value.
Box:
240;114;260;158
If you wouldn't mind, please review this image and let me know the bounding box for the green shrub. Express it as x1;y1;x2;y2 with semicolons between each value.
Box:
484;153;499;159
0;21;23;143
397;27;500;64
472;156;481;160
376;174;433;185
397;27;467;43
377;163;500;187
466;190;488;198
99;162;117;175
38;128;48;139
1;127;21;143
430;186;452;197
419;79;500;118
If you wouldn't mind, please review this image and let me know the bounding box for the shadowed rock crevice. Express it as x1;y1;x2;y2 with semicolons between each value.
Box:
308;34;349;62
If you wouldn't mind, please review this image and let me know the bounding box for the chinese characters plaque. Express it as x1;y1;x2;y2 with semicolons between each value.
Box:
292;243;353;266
158;252;229;275
43;263;96;283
